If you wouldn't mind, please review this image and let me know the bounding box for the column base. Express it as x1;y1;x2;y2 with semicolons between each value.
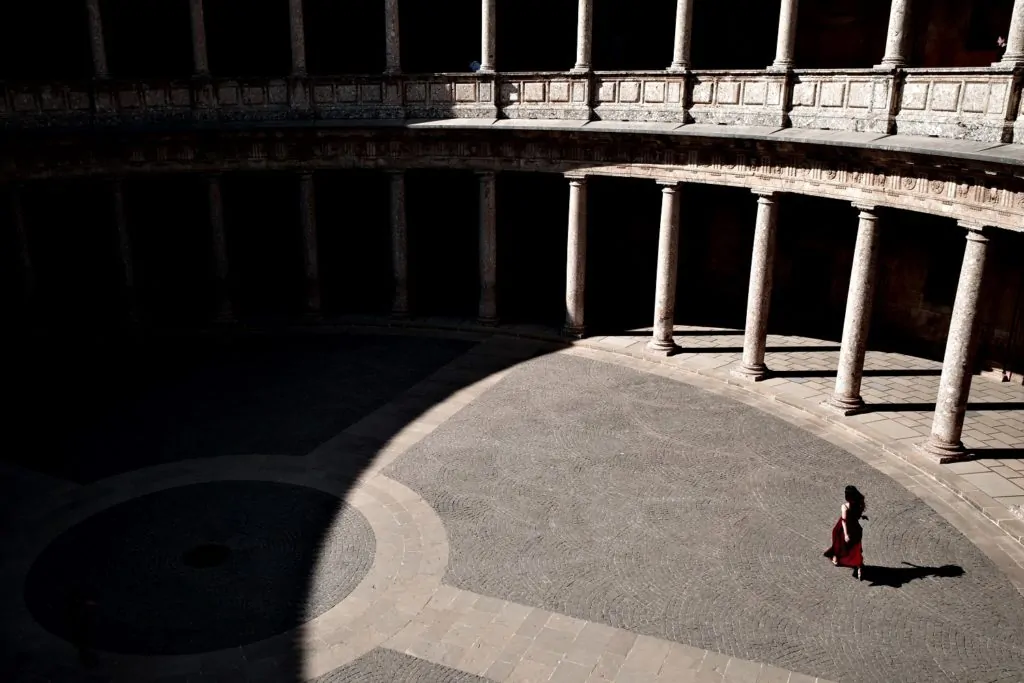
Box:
302;309;322;324
214;308;236;325
476;316;499;327
646;338;680;356
570;65;591;74
821;394;866;416
916;437;971;465
390;308;409;320
730;363;769;382
562;324;586;339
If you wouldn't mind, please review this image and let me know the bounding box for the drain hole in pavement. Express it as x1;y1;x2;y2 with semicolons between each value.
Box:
181;543;232;568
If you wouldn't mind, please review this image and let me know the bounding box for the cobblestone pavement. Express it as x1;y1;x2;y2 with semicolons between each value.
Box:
4;330;1024;683
565;325;1024;544
385;351;1024;683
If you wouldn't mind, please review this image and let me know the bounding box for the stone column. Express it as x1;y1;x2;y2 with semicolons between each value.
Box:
477;172;498;324
770;0;799;70
389;172;409;317
85;0;109;78
189;0;210;76
289;0;307;76
384;0;401;74
824;205;880;414
564;175;587;337
206;174;234;323
921;225;990;462
1000;0;1024;66
480;0;496;73
669;0;695;71
732;191;779;381
299;173;321;319
573;0;593;72
11;186;35;302
877;0;912;68
648;182;682;354
112;179;139;323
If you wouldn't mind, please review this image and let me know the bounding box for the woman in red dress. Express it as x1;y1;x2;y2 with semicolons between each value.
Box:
823;485;867;580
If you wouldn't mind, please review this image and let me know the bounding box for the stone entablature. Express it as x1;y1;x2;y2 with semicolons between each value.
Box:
3;68;1023;144
4;125;1024;232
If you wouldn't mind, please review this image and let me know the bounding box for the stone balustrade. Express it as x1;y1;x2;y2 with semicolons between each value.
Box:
4;68;1024;145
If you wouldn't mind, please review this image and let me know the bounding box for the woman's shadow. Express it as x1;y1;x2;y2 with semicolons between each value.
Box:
863;562;964;588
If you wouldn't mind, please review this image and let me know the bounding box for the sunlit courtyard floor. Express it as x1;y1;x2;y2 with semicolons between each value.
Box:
2;330;1023;683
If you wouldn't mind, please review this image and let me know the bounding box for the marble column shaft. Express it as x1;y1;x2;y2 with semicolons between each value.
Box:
112;179;138;321
480;0;496;72
206;175;233;322
564;177;587;337
85;0;108;78
384;0;401;74
189;0;210;76
478;172;498;323
299;173;321;316
878;0;912;68
289;0;307;76
573;0;593;72
649;183;681;353
771;0;799;69
826;206;880;413
734;192;778;380
11;186;35;300
670;0;695;70
1002;0;1024;65
390;172;409;317
923;226;990;460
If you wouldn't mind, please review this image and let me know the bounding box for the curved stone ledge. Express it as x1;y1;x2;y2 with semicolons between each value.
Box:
5;120;1024;231
4;67;1022;145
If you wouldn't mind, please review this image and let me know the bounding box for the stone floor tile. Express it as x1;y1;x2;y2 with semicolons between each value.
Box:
960;472;1024;497
508;657;556;683
589;652;626;682
944;461;992;474
605;631;638;657
534;626;579;654
868;419;920;439
753;664;793;682
486;658;520;681
458;641;503;676
621;635;671;674
723;658;762;683
516;608;553;639
550;659;594;683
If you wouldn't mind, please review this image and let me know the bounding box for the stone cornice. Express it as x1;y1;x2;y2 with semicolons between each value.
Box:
3;124;1023;231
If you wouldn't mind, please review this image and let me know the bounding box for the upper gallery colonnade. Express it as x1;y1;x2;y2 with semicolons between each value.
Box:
78;0;1024;80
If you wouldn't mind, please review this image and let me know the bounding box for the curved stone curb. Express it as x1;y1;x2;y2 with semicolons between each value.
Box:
0;455;450;682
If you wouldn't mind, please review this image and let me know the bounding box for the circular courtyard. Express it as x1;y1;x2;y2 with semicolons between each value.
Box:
2;332;1023;683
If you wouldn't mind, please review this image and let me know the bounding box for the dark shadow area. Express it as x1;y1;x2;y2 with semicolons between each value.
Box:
909;0;1012;67
587;176;660;333
306;0;385;74
406;169;478;318
865;402;1024;413
206;0;291;77
863;562;965;588
100;0;192;79
496;172;566;327
1;328;556;682
315;170;392;316
497;0;577;72
0;0;92;80
125;174;210;327
18;179;124;331
967;448;1024;460
223;172;305;322
792;0;890;69
689;0;780;69
769;368;945;378
400;0;479;73
591;0;675;70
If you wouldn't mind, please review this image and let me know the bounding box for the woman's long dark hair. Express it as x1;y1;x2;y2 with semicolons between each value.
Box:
845;485;867;519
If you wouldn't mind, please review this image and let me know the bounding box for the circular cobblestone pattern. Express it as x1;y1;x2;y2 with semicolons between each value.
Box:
24;481;374;655
386;353;1024;683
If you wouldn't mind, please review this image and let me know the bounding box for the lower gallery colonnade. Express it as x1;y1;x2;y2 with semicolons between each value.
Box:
6;169;994;465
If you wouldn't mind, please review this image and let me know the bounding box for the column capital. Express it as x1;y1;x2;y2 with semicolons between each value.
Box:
958;222;990;242
475;170;497;179
852;203;876;213
565;172;588;183
751;189;777;201
657;180;680;190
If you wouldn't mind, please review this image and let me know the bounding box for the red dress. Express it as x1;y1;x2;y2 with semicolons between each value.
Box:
823;504;863;568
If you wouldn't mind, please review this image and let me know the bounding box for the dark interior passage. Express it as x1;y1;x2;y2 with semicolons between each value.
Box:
315;170;392;315
306;0;386;74
495;172;567;326
406;169;478;318
205;0;292;76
